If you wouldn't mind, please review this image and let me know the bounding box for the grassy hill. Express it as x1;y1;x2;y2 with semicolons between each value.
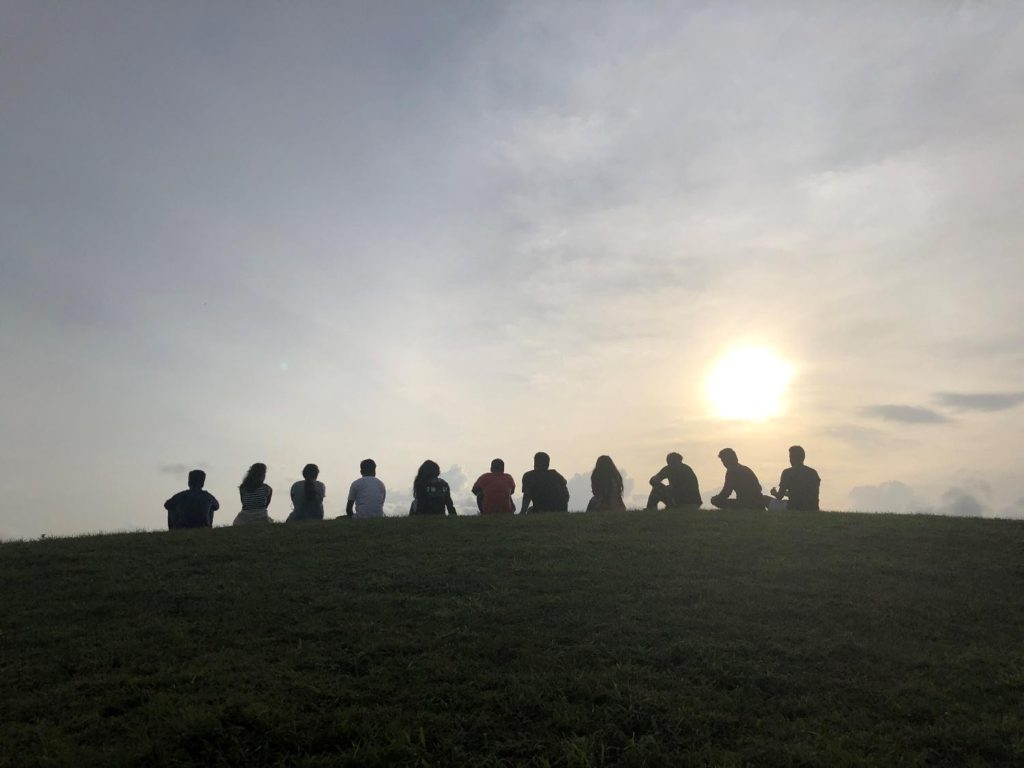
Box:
2;510;1022;767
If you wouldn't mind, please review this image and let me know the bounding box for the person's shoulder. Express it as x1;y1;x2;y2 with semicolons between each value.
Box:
804;465;820;479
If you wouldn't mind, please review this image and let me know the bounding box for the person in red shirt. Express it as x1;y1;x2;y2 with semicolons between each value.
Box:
472;458;516;515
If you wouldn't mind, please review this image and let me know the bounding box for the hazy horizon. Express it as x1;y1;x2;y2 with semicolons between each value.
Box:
2;2;1023;539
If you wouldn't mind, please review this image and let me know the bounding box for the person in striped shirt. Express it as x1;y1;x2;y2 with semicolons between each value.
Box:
233;463;274;525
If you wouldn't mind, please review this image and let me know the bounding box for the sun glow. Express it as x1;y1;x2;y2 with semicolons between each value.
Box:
707;347;794;421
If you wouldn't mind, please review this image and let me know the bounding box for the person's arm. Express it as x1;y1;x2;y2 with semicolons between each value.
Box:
650;467;669;487
771;470;787;500
445;491;457;516
471;478;482;497
265;485;273;507
210;494;220;512
346;481;357;517
711;471;733;503
164;494;175;511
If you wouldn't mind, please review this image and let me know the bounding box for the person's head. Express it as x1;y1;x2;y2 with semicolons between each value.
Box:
534;451;550;470
415;460;441;487
592;455;623;492
490;458;504;473
788;445;806;467
187;469;206;489
360;459;376;477
240;462;267;491
666;452;683;466
718;448;738;468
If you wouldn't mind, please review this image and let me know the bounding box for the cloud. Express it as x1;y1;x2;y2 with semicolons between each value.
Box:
1000;498;1024;519
158;463;207;476
848;481;926;513
861;405;951;424
933;392;1024;412
933;487;987;517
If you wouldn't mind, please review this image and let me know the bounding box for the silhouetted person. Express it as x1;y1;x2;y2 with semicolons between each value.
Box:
410;460;457;516
771;445;821;511
586;455;627;512
710;448;766;510
346;459;386;518
233;462;273;525
646;452;702;510
164;469;219;529
287;463;326;522
521;452;570;513
472;458;516;515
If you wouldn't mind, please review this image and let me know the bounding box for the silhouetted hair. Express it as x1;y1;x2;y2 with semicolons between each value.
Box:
666;452;683;465
490;458;504;473
187;469;206;489
718;448;737;462
414;460;441;498
239;463;267;492
360;459;376;476
789;445;806;462
534;452;550;470
591;455;624;498
302;463;320;503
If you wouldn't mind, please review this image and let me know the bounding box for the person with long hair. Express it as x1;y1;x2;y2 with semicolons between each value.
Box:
233;463;274;525
586;455;627;512
287;463;326;522
410;460;457;516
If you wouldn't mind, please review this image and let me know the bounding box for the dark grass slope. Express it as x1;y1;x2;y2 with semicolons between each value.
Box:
2;511;1023;767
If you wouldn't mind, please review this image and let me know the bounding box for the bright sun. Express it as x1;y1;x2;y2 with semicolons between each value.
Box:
707;347;794;421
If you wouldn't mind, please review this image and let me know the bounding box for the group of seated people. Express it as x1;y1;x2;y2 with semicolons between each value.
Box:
163;446;821;530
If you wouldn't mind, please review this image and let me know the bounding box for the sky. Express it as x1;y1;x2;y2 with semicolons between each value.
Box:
2;1;1023;538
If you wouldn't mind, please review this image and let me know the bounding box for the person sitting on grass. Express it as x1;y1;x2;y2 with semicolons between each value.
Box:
233;463;274;525
770;445;821;511
410;460;457;516
646;452;702;511
521;452;570;513
287;463;326;522
346;459;386;518
472;458;517;515
709;448;767;511
586;455;627;512
164;469;219;530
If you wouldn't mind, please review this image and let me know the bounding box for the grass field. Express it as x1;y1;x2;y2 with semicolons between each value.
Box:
2;510;1023;767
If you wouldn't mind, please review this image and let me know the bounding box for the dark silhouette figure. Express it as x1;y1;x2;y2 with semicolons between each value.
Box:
586;455;627;512
521;452;570;513
287;463;326;522
410;460;457;516
710;448;767;510
646;452;702;510
771;445;821;511
164;469;219;529
234;463;273;525
346;459;386;518
472;458;516;515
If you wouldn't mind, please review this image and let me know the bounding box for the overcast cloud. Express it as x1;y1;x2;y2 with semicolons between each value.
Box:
2;2;1023;538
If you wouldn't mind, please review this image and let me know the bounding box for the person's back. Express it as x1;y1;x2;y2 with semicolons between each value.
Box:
727;463;763;507
164;470;218;529
522;468;569;512
473;459;516;515
288;464;326;522
347;459;386;518
648;453;701;510
779;464;820;511
417;477;455;515
588;455;626;512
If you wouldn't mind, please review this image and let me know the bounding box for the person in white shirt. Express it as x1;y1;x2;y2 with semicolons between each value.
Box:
346;459;386;518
